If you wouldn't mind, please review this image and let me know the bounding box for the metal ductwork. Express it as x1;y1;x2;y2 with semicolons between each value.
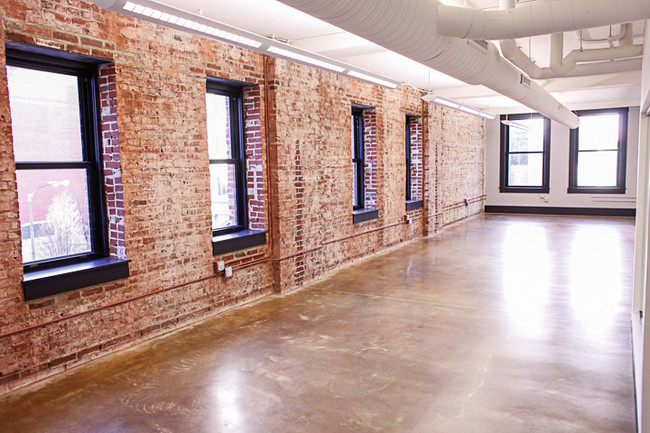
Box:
438;0;650;40
276;0;580;128
500;32;643;79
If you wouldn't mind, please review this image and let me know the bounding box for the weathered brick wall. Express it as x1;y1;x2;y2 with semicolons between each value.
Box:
409;117;423;201
363;109;377;209
243;86;265;231
99;64;126;259
428;105;486;230
0;0;485;393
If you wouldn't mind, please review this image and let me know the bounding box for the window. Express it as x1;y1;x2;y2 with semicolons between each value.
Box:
351;107;364;210
351;105;378;223
206;81;246;235
7;46;128;300
499;113;550;193
568;108;628;194
9;58;101;266
207;79;266;255
406;115;423;210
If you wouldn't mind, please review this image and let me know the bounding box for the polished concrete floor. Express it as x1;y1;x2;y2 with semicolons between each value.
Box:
0;214;637;432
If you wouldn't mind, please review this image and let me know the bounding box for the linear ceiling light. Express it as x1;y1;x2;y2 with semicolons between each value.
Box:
501;120;531;131
422;94;496;120
347;70;401;88
94;0;401;89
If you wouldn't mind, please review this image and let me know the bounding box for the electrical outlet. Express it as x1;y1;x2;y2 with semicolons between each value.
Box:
225;266;233;278
217;260;225;271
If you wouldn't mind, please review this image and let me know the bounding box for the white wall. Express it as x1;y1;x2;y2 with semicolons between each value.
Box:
486;107;639;209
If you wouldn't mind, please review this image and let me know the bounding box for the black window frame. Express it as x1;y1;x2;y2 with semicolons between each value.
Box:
351;106;365;210
7;48;109;273
499;113;551;193
568;107;628;194
206;79;248;236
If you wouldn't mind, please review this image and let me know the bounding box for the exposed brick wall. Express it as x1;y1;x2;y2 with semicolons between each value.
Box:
243;86;265;231
428;105;486;230
98;64;125;259
363;109;377;209
0;0;485;393
409;116;423;201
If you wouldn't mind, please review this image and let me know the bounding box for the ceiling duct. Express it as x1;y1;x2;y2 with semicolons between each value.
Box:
438;0;650;40
276;0;580;128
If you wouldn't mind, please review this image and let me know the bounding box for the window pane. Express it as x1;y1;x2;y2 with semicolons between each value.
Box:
206;93;233;160
7;66;84;162
16;169;91;263
508;153;543;187
353;163;358;206
351;114;356;156
210;164;238;230
508;118;544;152
578;114;619;151
577;151;618;187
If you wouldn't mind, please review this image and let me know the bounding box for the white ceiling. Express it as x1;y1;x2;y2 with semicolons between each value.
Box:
162;0;645;113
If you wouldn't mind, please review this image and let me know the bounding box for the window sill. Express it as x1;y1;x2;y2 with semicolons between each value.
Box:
499;186;550;194
567;186;625;194
353;208;379;224
22;257;130;301
406;199;423;211
212;229;267;255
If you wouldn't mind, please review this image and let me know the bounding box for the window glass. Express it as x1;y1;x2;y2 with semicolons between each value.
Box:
209;164;238;230
508;118;544;152
578;114;619;151
577;151;618;187
7;66;83;162
206;93;233;160
508;153;543;187
15;169;91;263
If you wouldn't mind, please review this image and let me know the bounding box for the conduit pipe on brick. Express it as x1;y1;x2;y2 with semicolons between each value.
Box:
276;0;579;128
438;0;650;40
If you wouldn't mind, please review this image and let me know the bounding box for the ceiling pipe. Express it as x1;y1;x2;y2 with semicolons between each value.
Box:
497;0;642;80
552;44;643;75
438;0;650;40
500;37;643;79
276;0;579;128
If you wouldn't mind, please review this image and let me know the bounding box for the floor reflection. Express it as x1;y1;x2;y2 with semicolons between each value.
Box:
569;224;623;338
502;222;551;338
211;367;244;433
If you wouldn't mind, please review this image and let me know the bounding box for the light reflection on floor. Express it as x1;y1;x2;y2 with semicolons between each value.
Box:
569;224;623;339
502;222;551;338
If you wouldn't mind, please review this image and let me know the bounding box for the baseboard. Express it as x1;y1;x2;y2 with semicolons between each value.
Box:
484;205;636;217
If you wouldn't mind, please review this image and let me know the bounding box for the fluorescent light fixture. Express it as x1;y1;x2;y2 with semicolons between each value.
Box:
347;70;400;89
94;0;402;89
268;46;345;73
422;94;496;120
458;105;480;115
501;120;531;131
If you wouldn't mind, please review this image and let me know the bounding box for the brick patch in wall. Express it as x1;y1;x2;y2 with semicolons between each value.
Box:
363;109;377;209
99;64;126;259
243;86;265;231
